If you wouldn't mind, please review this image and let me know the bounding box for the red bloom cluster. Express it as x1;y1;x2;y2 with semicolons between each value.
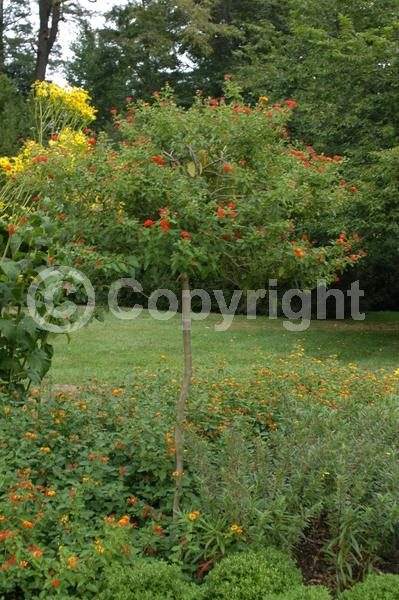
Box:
32;155;48;164
151;155;165;166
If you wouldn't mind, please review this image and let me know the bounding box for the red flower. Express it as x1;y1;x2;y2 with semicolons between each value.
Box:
32;155;48;164
110;108;118;115
294;248;304;258
58;212;66;221
233;232;242;239
223;163;235;174
160;219;170;232
88;138;96;146
350;185;358;193
349;254;358;262
353;233;362;243
50;135;59;142
228;210;238;218
333;155;342;162
151;155;165;166
224;73;233;80
228;202;236;209
126;96;133;103
181;231;191;240
217;207;226;218
18;216;26;225
285;100;298;108
51;579;61;588
143;219;155;228
159;207;170;217
8;224;15;236
359;249;367;257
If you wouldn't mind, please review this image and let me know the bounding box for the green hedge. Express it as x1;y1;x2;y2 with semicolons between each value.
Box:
99;559;201;600
202;548;303;599
271;586;332;599
339;573;399;600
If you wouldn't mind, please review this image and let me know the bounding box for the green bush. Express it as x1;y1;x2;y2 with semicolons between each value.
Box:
273;586;332;599
100;559;202;600
202;548;303;599
338;574;399;600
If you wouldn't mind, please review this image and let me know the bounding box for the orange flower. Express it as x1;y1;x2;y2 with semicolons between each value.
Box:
188;511;200;522
67;556;78;568
21;520;33;529
118;515;130;527
51;579;61;587
294;248;304;258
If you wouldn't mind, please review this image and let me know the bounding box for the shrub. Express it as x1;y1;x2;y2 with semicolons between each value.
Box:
273;586;333;599
202;548;303;599
338;573;399;600
99;559;202;600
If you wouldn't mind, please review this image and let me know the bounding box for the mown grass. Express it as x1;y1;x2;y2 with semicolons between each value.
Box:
47;310;399;385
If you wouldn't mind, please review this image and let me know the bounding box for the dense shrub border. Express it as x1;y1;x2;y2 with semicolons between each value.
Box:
0;354;398;597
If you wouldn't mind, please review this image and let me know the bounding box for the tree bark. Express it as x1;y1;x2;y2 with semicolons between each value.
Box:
0;0;5;73
33;0;63;81
172;272;192;520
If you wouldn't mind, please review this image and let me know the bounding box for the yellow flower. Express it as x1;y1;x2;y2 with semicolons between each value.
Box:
3;407;11;414
95;540;105;554
40;446;51;453
230;523;243;535
21;520;34;529
60;514;69;524
118;515;130;527
259;96;269;103
67;555;78;568
187;511;200;522
172;471;184;478
112;388;124;397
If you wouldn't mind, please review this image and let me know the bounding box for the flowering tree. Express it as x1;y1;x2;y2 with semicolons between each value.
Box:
0;79;364;515
105;81;363;516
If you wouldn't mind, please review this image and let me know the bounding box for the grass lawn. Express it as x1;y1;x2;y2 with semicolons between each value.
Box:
48;310;399;385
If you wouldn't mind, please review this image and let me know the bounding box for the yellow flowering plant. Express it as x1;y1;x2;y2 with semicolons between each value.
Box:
32;81;97;144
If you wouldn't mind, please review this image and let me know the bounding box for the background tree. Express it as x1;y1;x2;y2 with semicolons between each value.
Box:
238;0;399;167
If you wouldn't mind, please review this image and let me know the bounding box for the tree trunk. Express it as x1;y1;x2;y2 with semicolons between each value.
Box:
33;0;62;81
0;0;5;73
172;272;192;520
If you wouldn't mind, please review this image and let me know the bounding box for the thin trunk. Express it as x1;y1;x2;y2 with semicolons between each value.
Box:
172;272;192;520
33;0;62;81
0;0;5;72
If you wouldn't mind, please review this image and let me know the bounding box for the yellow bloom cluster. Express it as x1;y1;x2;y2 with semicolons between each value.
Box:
33;81;97;123
0;155;24;177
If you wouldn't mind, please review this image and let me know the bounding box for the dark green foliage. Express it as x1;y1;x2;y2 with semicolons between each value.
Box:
0;74;27;155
